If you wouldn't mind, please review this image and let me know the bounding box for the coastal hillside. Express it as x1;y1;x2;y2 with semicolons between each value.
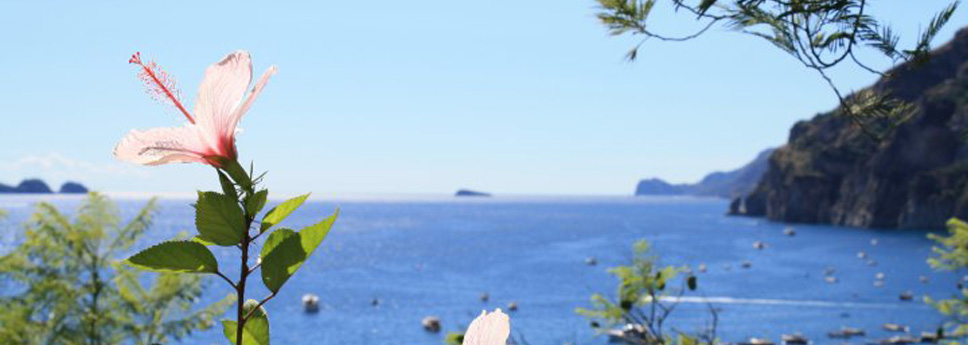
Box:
636;148;773;198
735;28;968;229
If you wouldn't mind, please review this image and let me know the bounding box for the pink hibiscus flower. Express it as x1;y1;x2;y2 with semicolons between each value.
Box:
115;51;276;167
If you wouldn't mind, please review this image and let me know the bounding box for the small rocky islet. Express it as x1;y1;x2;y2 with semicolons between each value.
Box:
0;178;88;194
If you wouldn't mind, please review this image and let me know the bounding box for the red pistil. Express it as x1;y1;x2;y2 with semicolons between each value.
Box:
129;52;195;124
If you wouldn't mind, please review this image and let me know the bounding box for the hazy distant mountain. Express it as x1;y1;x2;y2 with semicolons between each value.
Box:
635;148;774;198
0;179;88;194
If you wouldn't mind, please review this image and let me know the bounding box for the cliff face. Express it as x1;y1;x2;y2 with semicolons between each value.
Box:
739;28;968;229
636;148;774;198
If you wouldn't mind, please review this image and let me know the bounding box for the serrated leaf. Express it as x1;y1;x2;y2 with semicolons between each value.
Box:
222;301;269;345
246;189;269;217
195;191;246;246
260;209;339;293
260;229;304;293
259;193;310;233
125;241;218;273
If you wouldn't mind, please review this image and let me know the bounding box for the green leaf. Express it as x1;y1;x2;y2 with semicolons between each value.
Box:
125;241;218;273
195;191;246;246
260;229;304;293
259;193;310;233
221;159;253;191
192;236;216;246
260;209;339;293
217;170;238;201
246;189;269;217
222;300;269;345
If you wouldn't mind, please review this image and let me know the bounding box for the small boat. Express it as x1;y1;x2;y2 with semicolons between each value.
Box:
783;227;796;236
698;263;707;273
920;331;942;343
480;292;490;302
302;294;320;313
877;335;917;344
883;323;910;332
753;241;767;250
741;261;753;269
508;301;518;311
857;251;868;259
920;276;929;284
823;267;837;276
867;259;878;267
875;272;885;280
738;337;775;345
825;276;839;284
871;238;879;246
898;291;914;301
828;327;865;338
422;316;441;332
585;257;598;266
873;280;885;288
781;333;808;345
605;323;647;343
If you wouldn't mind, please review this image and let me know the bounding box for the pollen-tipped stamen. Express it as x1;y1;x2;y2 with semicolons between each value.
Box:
129;52;195;124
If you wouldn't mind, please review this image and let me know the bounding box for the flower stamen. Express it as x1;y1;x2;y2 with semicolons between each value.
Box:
129;52;195;124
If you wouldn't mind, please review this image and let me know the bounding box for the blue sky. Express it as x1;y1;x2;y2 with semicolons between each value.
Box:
0;1;965;196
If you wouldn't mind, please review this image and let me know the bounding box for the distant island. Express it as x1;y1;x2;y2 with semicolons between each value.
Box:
0;179;89;194
635;148;774;199
455;189;491;197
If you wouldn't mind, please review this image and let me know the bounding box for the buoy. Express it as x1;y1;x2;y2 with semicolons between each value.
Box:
422;316;441;332
302;294;320;313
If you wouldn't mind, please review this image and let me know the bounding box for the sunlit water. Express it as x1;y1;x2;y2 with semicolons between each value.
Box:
0;195;960;345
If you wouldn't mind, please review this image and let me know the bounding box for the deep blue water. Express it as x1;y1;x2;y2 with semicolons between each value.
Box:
0;194;961;345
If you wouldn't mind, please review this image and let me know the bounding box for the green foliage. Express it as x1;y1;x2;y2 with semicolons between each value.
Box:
121;165;338;345
0;193;230;345
577;240;710;345
261;210;339;293
125;240;219;273
222;300;270;345
595;0;961;140
444;332;465;345
195;191;247;246
928;218;968;340
259;193;311;233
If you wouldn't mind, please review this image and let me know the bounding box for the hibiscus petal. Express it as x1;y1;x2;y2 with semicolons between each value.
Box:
462;309;510;345
194;51;252;146
114;125;210;165
228;65;277;136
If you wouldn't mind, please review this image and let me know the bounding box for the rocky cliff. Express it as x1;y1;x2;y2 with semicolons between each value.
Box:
735;28;968;229
636;148;774;198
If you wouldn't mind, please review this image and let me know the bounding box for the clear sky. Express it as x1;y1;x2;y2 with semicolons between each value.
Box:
0;1;964;196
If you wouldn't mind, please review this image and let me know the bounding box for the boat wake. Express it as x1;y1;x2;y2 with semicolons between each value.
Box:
660;296;927;309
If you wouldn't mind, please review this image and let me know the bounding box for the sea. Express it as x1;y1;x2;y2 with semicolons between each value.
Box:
0;194;960;345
